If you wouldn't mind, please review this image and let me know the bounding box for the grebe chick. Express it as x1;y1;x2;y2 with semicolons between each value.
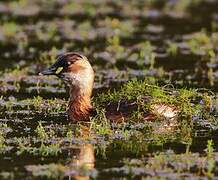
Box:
40;52;178;123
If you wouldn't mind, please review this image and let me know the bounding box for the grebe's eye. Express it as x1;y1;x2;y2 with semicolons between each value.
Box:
67;61;72;65
55;67;63;74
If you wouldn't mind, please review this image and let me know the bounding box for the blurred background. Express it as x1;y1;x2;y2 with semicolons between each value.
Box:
0;0;218;91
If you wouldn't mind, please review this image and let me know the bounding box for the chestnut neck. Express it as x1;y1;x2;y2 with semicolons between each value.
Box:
68;84;93;122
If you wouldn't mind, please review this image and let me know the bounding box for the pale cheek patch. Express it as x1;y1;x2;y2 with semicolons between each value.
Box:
55;67;63;74
62;71;92;88
62;72;79;85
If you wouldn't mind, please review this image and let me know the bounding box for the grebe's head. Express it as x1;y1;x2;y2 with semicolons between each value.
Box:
40;52;94;88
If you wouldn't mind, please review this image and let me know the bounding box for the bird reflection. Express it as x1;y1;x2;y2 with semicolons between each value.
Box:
66;125;95;180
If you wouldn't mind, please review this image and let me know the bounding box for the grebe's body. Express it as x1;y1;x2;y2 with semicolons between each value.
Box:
41;52;178;123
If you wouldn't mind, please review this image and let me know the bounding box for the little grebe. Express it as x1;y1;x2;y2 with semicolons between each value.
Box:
40;52;178;123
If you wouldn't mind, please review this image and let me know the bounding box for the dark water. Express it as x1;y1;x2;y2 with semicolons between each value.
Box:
0;0;218;179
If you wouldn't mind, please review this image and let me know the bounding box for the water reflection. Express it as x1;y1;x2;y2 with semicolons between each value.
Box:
67;126;95;180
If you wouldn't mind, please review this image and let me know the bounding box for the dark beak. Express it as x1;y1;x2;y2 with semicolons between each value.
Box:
39;67;57;76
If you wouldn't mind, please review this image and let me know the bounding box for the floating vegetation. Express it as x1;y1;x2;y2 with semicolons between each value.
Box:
103;140;216;179
0;0;218;179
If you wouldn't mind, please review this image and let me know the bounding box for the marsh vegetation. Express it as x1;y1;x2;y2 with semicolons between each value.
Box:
0;0;218;179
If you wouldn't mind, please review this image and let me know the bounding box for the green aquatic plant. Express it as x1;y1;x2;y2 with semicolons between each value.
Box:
35;22;58;42
16;137;31;155
0;128;6;149
32;96;43;111
0;66;25;92
36;121;48;141
26;163;67;179
119;146;217;178
2;66;28;82
100;17;135;37
148;150;202;175
0;96;66;113
186;30;214;55
114;137;149;156
0;1;218;179
0;22;21;38
46;98;66;113
5;97;15;111
163;0;202;14
9;0;33;10
137;41;156;69
35;122;61;156
25;162;97;179
76;21;94;40
104;35;126;64
61;1;97;16
107;35;125;56
0;123;12;154
91;121;111;136
95;79;215;132
38;47;59;66
66;129;73;145
32;143;61;157
166;41;179;56
17;122;62;156
205;140;215;178
90;109;112;136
